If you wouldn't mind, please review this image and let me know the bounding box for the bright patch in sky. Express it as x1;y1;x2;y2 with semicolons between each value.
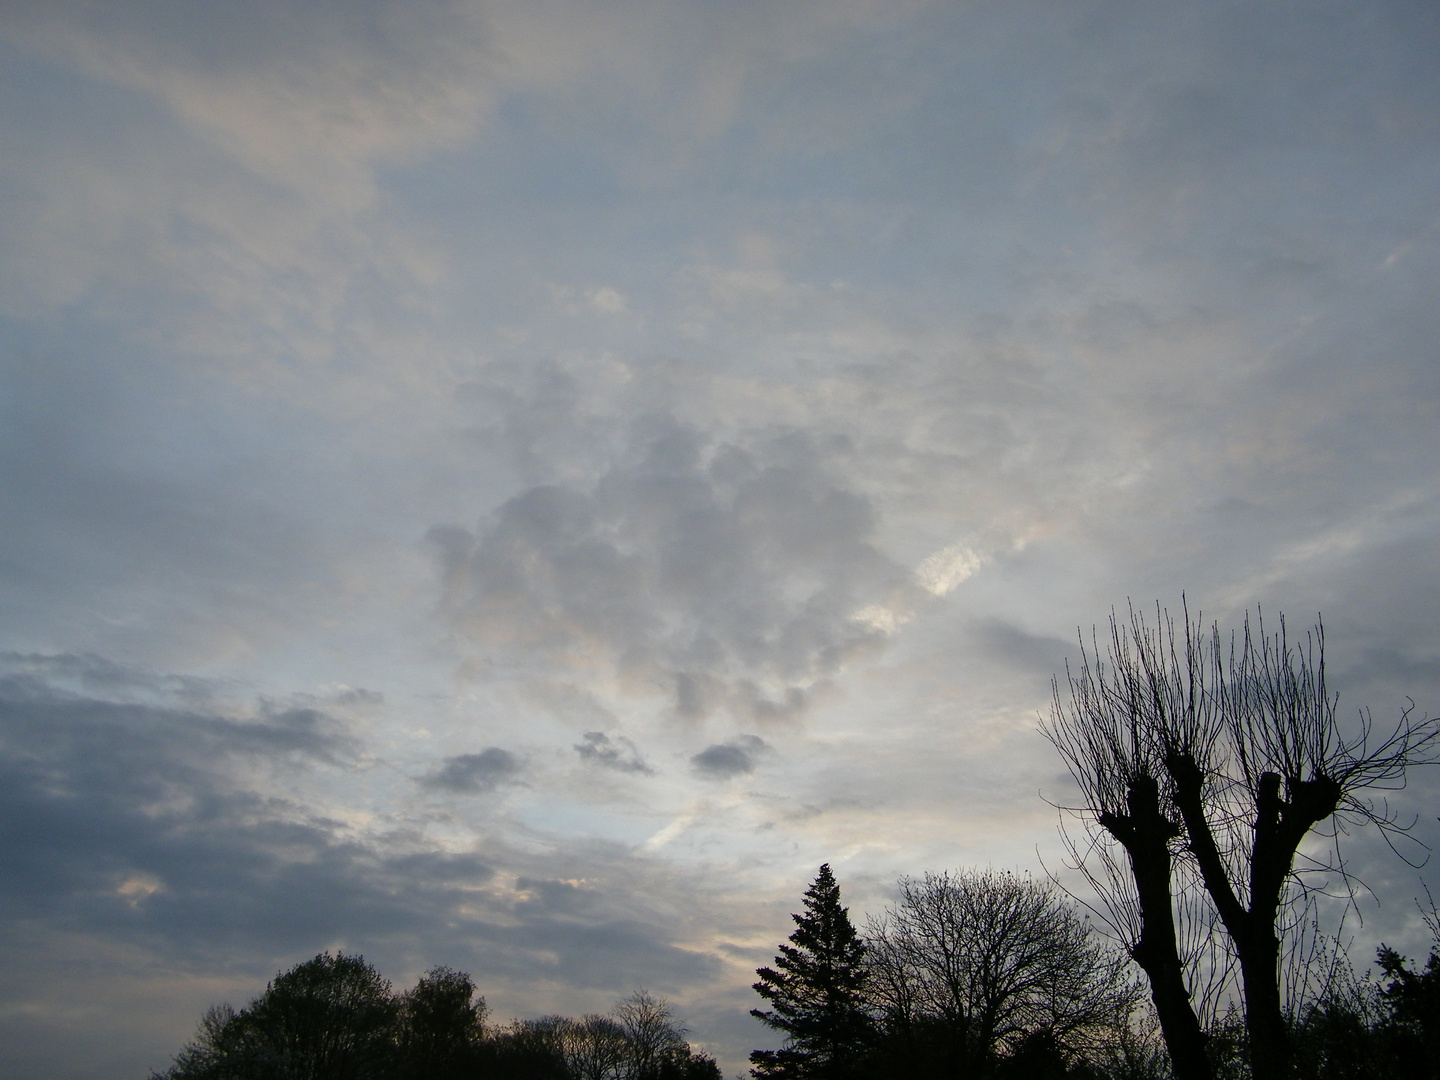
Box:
916;543;986;597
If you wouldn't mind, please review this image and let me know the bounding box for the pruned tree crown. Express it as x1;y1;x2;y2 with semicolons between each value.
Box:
1043;599;1440;1080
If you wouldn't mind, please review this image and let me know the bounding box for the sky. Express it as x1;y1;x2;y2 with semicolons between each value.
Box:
0;1;1438;1076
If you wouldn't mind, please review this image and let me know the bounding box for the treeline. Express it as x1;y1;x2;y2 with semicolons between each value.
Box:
750;864;1440;1080
151;866;1440;1080
152;954;720;1080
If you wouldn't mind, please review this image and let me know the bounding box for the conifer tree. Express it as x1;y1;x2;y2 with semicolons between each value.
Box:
751;864;873;1079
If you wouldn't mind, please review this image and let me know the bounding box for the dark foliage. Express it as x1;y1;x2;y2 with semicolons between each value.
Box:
153;953;398;1080
654;1045;723;1080
740;863;1440;1080
1374;939;1440;1080
1247;913;1440;1080
751;864;874;1078
394;965;487;1079
154;956;717;1080
481;1018;572;1080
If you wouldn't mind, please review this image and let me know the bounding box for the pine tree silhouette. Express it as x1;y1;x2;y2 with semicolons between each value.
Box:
751;864;872;1078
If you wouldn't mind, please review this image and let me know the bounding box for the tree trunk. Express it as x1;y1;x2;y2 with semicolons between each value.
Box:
1102;776;1213;1080
1239;771;1340;1080
1236;929;1288;1080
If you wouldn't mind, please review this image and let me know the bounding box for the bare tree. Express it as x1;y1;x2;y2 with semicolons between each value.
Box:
613;990;689;1079
552;1014;630;1080
1044;601;1439;1080
864;869;1139;1075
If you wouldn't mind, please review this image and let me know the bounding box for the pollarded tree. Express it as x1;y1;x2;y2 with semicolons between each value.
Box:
751;864;874;1079
1044;601;1440;1080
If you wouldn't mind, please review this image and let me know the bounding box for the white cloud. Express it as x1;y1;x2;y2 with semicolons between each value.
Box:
915;543;986;597
850;603;909;636
589;286;629;314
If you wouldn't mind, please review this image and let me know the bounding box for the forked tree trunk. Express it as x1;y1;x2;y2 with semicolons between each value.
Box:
1168;759;1343;1080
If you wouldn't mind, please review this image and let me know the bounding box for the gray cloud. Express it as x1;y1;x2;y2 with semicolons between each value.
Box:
433;411;904;723
575;732;654;775
971;619;1074;680
0;660;739;1075
422;748;522;794
0;651;225;706
0;670;366;941
691;735;769;780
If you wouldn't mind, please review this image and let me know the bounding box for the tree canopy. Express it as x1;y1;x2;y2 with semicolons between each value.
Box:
153;958;719;1080
864;869;1139;1076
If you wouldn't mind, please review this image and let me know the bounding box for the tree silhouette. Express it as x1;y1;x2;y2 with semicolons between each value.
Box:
1044;601;1440;1080
154;952;397;1080
1375;896;1440;1080
156;954;722;1080
864;869;1138;1076
751;863;873;1078
613;990;690;1079
394;965;486;1079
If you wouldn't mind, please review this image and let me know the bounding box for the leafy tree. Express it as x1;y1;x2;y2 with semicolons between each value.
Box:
993;1028;1079;1080
1044;602;1440;1080
751;863;874;1078
247;952;397;1078
154;1004;245;1080
1289;998;1386;1080
1375;937;1440;1080
484;1017;573;1079
394;965;486;1079
653;1045;723;1080
864;869;1140;1077
1284;902;1440;1080
154;952;397;1080
157;955;724;1080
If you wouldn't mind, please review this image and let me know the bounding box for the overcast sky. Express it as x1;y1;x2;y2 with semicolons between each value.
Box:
1;2;1438;1077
